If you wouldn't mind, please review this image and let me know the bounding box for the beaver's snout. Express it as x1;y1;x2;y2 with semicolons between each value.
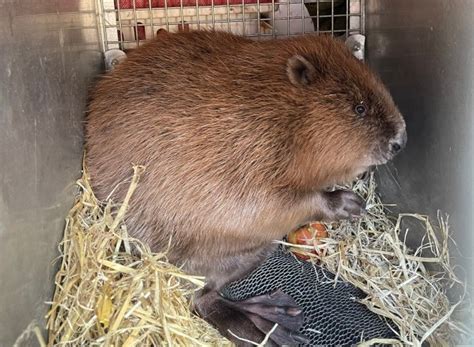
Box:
371;126;407;166
389;128;407;156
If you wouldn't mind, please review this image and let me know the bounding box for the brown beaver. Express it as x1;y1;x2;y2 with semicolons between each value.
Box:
85;30;406;345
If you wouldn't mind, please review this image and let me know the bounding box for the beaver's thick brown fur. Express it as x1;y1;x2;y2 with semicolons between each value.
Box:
85;30;406;344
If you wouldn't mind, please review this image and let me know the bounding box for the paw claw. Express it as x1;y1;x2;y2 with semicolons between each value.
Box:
291;331;311;344
286;307;302;316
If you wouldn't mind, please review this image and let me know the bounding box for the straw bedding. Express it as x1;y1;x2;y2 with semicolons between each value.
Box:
43;165;470;346
281;174;471;345
45;166;230;346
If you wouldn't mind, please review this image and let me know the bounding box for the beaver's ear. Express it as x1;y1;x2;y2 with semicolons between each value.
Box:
287;55;317;86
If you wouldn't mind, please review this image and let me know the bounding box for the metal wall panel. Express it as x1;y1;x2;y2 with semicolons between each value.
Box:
366;0;473;296
0;1;102;345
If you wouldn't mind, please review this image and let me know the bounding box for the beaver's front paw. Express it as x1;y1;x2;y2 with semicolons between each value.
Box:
323;190;366;221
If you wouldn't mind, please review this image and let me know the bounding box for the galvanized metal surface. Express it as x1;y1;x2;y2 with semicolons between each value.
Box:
366;0;473;289
0;1;102;345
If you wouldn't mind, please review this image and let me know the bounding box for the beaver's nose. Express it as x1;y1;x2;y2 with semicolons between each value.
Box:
390;130;407;155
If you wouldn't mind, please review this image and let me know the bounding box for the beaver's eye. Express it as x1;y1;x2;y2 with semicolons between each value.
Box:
354;104;367;117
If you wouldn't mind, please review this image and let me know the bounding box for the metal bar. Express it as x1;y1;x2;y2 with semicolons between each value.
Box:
257;0;261;36
316;0;319;33
331;0;334;35
241;28;350;38
116;1;124;49
277;13;353;19
180;0;185;31
211;0;216;29
301;0;305;33
226;0;231;31
196;0;201;30
286;0;290;36
149;0;155;36
94;0;108;52
242;0;245;35
99;24;361;35
164;0;170;31
345;0;349;37
101;5;276;18
105;17;290;28
132;0;139;47
271;0;276;37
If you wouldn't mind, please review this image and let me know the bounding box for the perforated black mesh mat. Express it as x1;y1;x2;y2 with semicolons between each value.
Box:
221;246;397;346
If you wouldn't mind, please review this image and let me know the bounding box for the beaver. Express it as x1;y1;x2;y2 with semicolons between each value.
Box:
85;30;407;345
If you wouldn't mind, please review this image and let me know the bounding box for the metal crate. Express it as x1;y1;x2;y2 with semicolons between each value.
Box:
96;0;364;51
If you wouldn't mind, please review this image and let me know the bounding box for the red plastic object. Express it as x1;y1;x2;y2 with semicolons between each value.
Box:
134;22;146;40
116;0;272;9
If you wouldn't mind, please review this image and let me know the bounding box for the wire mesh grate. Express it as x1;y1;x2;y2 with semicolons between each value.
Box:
96;0;363;52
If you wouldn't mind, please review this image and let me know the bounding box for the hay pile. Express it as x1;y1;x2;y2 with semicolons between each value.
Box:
44;164;470;346
283;173;471;346
45;166;231;346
